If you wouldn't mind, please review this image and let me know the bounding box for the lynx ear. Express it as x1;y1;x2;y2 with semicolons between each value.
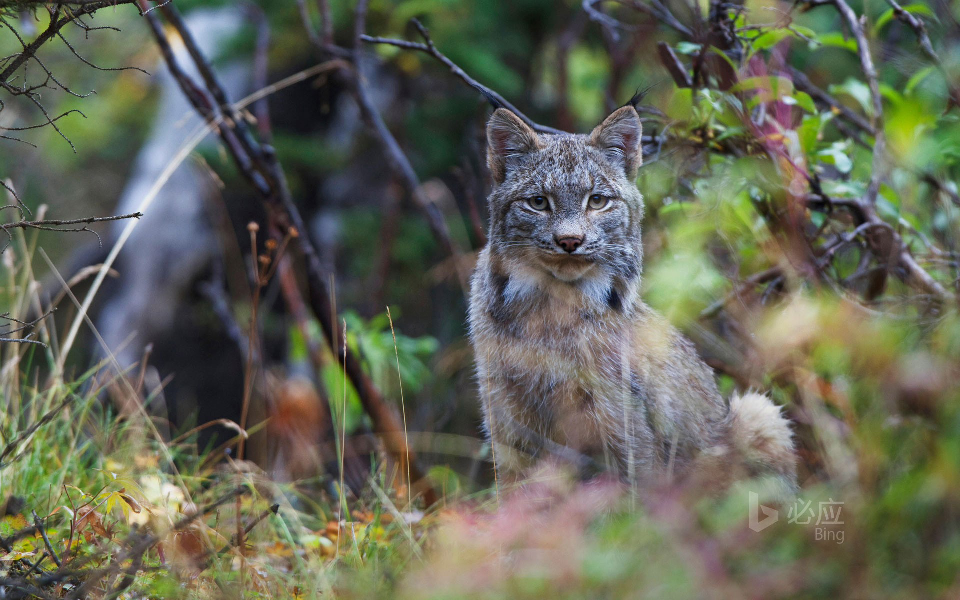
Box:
486;108;542;184
590;106;643;178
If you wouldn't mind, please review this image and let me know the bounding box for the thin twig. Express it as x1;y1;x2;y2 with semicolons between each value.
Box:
141;2;441;506
361;19;566;135
1;211;142;231
0;1;135;6
64;486;249;600
352;15;466;288
0;1;136;148
883;0;960;108
31;511;61;568
832;0;885;207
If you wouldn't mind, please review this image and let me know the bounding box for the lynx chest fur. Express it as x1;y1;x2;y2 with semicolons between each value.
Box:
468;106;797;492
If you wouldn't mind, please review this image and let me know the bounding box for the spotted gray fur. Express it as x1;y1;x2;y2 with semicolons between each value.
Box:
469;107;798;496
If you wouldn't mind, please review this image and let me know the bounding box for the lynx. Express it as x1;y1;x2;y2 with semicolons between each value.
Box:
468;106;796;496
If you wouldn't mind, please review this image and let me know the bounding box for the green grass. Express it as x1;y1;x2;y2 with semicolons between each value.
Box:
3;211;960;599
3;331;960;599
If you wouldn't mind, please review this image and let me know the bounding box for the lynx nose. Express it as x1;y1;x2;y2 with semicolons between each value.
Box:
555;234;584;253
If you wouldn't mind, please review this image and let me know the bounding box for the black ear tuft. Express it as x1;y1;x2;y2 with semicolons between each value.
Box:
486;109;542;184
623;81;660;110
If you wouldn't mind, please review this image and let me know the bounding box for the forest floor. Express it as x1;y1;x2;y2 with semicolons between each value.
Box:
1;237;958;600
2;348;958;600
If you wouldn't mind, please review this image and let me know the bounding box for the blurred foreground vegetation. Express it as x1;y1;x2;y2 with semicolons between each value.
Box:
2;0;960;597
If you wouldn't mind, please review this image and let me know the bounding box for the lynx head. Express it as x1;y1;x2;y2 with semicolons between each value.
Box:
484;106;644;299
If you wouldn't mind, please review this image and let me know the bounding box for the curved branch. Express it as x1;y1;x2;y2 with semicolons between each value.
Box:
362;19;566;135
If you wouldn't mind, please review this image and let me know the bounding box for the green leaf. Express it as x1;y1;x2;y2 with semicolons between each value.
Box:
658;201;688;217
428;465;462;495
731;76;794;97
880;83;904;107
877;183;901;222
714;125;746;142
875;7;896;31
823;179;866;197
675;41;702;55
751;30;794;52
783;91;817;113
798;112;832;155
665;88;693;120
818;146;853;173
876;196;900;222
797;91;818;113
708;45;739;74
876;3;937;31
879;183;898;202
905;65;936;95
816;32;858;53
829;78;873;115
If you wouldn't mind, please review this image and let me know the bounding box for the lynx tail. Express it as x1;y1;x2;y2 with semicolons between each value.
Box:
727;391;798;497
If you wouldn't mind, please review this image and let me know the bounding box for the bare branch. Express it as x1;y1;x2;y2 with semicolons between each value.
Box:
0;1;142;148
582;0;634;42
0;5;104;83
362;19;566;135
296;0;333;48
1;177;30;217
31;511;62;568
139;0;441;506
583;0;693;38
787;66;875;135
1;211;142;231
805;189;952;301
657;41;693;88
883;0;960;108
315;0;333;45
832;0;885;207
0;1;134;6
0;211;141;253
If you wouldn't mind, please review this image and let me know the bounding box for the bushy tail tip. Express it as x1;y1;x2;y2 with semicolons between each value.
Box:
727;391;798;495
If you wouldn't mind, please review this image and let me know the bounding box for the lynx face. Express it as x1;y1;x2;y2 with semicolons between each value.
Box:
485;107;645;290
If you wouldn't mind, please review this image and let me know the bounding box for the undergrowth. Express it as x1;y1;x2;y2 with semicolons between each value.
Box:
2;223;960;599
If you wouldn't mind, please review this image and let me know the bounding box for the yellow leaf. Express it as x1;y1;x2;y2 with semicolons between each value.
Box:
0;550;37;561
119;492;142;514
1;513;29;532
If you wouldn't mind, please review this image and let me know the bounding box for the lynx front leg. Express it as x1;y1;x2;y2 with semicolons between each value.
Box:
587;371;661;486
480;394;536;478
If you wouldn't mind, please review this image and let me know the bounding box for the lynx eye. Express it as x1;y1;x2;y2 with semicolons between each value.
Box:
588;194;610;210
527;196;550;211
